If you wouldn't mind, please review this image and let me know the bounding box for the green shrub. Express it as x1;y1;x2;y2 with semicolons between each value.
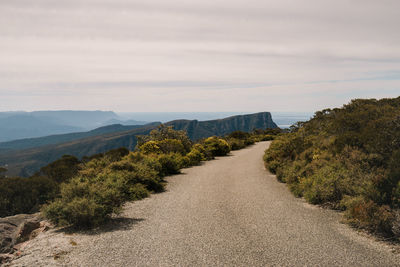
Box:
43;160;161;228
44;197;110;228
129;184;150;200
107;162;163;193
125;152;163;174
157;139;186;155
104;147;130;162
82;153;104;163
43;172;124;228
225;131;255;150
204;137;231;157
264;159;280;174
185;147;206;166
227;138;246;150
157;153;184;176
37;155;81;184
137;125;192;153
301;164;352;206
139;139;186;155
44;171;141;228
0;176;58;217
80;154;122;178
244;138;255;146
139;141;161;154
343;196;394;236
264;96;400;238
261;134;275;141
192;144;213;160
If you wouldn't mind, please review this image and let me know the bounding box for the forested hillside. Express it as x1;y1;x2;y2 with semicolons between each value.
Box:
264;97;400;238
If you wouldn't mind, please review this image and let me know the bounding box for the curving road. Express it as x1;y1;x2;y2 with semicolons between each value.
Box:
11;142;400;266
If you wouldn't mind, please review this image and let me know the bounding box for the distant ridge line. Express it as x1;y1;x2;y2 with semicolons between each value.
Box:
0;112;277;177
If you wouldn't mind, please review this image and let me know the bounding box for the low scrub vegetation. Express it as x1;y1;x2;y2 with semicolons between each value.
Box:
0;176;57;217
0;155;80;217
42;126;274;228
264;97;400;239
0;125;276;228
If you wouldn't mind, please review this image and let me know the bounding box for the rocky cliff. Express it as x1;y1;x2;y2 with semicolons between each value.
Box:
168;112;277;140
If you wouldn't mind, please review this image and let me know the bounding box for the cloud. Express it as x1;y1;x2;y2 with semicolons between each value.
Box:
0;0;399;112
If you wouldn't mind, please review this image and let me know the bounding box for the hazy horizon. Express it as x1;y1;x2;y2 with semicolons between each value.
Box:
0;110;313;122
0;111;313;134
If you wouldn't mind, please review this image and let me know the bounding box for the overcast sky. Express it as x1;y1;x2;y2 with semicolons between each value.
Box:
0;0;399;112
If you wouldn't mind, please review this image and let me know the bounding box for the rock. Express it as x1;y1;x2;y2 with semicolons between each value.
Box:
16;218;41;243
0;253;13;264
28;221;51;241
0;223;16;254
0;213;44;254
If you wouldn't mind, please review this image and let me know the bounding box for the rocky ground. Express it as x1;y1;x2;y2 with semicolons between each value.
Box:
0;213;50;264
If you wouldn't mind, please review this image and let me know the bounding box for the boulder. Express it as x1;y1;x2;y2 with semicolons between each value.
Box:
0;213;43;254
16;218;41;243
0;253;13;264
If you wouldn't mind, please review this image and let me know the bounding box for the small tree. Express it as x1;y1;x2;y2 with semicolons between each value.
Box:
37;155;81;184
136;125;192;152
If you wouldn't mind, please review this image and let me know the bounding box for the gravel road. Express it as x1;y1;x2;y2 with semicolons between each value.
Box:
9;142;400;266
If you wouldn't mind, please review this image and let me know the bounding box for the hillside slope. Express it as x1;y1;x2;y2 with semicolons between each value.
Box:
0;124;160;177
0;112;276;177
264;97;400;238
0;123;159;152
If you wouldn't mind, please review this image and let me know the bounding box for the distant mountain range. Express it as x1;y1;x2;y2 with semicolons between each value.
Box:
0;114;82;142
0;111;149;142
0;110;310;143
0;112;277;177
